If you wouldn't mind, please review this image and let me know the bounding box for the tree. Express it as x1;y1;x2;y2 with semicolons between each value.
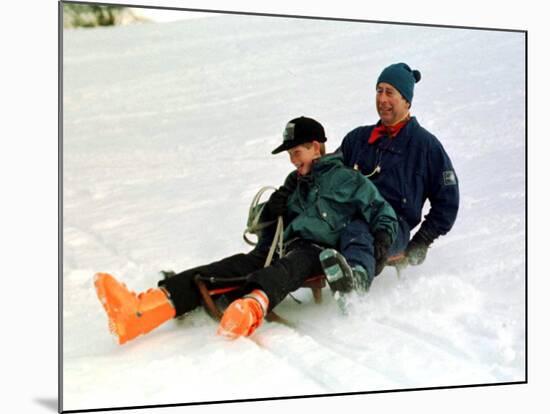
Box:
63;3;134;28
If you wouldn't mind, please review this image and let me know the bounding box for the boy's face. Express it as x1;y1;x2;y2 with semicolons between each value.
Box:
287;142;320;176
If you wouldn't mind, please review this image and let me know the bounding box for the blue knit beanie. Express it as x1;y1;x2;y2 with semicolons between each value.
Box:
377;63;422;103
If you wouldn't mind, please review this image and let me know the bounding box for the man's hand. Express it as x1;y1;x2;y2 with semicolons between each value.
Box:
405;228;435;266
405;239;428;265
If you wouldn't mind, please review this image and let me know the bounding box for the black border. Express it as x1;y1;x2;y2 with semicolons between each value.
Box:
62;381;527;414
525;31;529;383
58;1;528;413
59;1;64;413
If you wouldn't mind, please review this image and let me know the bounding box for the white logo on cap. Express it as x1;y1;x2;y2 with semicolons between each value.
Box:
283;123;295;142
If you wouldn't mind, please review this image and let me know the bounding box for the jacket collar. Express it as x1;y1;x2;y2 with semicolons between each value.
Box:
311;154;343;173
296;154;342;184
368;115;411;144
370;116;418;154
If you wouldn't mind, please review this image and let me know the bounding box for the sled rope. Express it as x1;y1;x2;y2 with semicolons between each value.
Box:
243;186;277;246
266;216;304;305
248;187;296;302
264;216;284;267
243;185;285;267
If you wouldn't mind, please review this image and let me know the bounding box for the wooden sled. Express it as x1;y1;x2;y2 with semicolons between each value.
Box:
194;274;326;322
195;253;407;321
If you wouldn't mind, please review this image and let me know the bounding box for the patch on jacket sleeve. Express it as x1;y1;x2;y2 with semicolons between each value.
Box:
443;170;457;186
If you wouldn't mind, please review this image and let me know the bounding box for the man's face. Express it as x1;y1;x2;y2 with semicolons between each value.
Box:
376;82;410;126
287;143;320;176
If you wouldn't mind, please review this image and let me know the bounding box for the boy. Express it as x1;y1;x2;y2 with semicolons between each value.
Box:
94;116;397;344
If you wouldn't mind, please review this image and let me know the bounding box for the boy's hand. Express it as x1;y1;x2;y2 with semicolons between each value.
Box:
266;186;291;217
374;230;392;275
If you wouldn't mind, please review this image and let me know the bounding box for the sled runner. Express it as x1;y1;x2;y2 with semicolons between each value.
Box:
385;252;408;277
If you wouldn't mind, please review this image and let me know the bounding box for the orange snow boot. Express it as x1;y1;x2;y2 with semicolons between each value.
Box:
94;273;176;345
217;289;269;339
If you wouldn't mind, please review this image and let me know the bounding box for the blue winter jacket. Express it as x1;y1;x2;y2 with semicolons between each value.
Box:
339;117;459;240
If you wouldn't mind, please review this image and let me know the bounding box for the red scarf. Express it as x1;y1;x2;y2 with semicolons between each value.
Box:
368;117;410;144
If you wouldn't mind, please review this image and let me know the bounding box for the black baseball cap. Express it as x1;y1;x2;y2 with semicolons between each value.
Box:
271;116;327;154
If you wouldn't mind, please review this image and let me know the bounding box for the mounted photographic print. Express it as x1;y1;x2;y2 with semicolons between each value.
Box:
60;1;526;412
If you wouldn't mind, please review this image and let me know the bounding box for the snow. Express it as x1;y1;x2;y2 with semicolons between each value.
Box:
61;10;525;412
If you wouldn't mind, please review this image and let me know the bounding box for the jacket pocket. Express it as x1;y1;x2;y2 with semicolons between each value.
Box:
316;196;352;232
398;169;425;222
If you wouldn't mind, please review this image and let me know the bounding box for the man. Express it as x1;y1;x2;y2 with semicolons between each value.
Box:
338;62;460;277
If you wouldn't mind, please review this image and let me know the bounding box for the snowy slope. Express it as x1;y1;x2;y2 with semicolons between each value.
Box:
62;12;525;411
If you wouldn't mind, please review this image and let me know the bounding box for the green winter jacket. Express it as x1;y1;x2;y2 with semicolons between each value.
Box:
282;154;398;247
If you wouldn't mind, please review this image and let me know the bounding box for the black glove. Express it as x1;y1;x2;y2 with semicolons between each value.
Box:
374;230;392;275
405;228;436;266
265;186;291;218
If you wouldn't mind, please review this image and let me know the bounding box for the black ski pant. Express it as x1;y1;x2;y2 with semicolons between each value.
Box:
158;240;324;317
